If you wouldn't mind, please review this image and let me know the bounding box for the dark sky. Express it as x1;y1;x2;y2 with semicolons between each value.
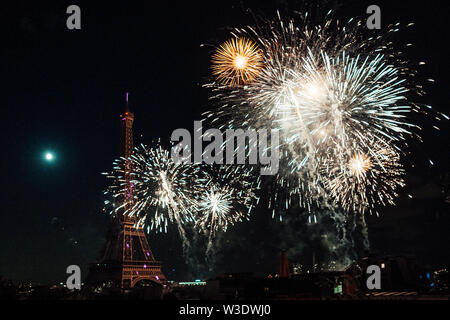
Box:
0;0;448;285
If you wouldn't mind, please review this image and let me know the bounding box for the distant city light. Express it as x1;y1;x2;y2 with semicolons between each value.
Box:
177;281;206;286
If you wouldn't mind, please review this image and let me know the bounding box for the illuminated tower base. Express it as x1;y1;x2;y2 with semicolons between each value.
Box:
119;216;166;288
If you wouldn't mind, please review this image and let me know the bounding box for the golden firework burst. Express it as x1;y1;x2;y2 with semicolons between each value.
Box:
348;153;372;177
211;37;263;86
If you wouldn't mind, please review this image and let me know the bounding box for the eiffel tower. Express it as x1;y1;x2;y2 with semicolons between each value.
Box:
86;93;165;289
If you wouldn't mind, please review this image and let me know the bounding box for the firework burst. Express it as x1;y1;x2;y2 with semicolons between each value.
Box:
103;144;205;233
203;10;446;216
197;184;238;234
194;164;260;257
196;165;260;236
211;37;263;86
320;141;406;216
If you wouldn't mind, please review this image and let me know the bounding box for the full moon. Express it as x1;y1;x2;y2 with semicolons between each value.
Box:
45;152;54;161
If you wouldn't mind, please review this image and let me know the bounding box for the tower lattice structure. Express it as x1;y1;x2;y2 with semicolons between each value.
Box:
88;94;165;289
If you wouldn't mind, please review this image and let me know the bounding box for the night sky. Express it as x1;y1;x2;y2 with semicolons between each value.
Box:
0;0;448;285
